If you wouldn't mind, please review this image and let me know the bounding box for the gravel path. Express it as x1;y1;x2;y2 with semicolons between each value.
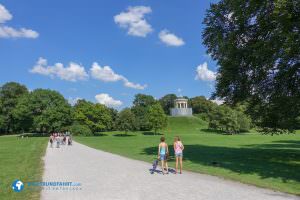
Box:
41;141;299;200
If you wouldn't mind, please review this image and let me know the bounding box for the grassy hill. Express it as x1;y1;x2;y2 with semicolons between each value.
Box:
165;116;208;134
75;116;300;195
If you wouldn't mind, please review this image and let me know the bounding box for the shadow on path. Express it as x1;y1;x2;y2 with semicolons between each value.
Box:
149;168;176;174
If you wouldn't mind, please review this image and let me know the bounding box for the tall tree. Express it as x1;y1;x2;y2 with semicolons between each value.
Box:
108;108;119;131
0;82;28;133
190;96;217;114
203;0;300;132
74;100;113;132
132;94;156;131
148;103;168;134
116;108;136;134
13;89;72;132
159;94;177;115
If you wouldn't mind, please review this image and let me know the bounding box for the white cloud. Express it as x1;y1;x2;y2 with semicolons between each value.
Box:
95;93;123;107
68;97;82;106
90;62;147;90
0;26;39;38
30;57;89;82
0;4;39;39
114;6;152;37
0;4;12;23
90;62;123;82
195;62;217;81
211;99;224;105
158;29;185;47
123;79;147;90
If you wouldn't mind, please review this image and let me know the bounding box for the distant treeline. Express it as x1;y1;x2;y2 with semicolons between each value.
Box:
0;81;274;135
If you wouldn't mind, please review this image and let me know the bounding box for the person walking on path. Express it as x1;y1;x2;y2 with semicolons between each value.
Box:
174;136;184;174
158;136;169;175
56;134;60;148
49;134;54;148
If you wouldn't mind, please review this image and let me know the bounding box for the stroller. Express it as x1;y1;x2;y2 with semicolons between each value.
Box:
151;159;159;174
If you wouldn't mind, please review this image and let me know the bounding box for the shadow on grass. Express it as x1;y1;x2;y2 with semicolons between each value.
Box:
200;128;224;134
244;140;300;149
142;131;163;136
113;133;136;137
93;133;108;137
200;128;251;135
142;141;300;182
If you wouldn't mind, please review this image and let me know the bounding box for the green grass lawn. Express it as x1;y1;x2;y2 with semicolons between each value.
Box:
0;136;48;200
76;116;300;195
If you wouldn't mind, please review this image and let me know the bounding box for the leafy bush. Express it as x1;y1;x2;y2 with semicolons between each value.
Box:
208;105;251;134
236;111;251;132
68;124;92;136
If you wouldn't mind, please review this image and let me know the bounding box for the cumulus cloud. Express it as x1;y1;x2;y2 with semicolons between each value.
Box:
158;29;185;47
211;99;224;105
90;62;147;90
95;93;123;107
0;26;39;38
195;62;217;81
90;63;123;82
68;97;82;106
30;57;89;82
114;6;152;37
0;4;12;23
123;79;147;90
0;4;39;39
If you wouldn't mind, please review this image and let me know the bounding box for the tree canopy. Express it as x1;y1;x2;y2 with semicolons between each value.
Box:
74;100;113;133
190;96;217;114
116;108;136;134
131;93;156;131
133;94;157;107
148;103;168;134
208;105;251;134
203;0;300;132
13;89;72;133
0;82;28;133
159;94;177;115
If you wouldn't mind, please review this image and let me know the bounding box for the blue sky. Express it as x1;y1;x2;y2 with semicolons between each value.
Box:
0;0;219;108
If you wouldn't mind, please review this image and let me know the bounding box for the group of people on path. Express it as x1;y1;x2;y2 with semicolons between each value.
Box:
158;136;184;175
49;132;72;148
49;132;183;175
